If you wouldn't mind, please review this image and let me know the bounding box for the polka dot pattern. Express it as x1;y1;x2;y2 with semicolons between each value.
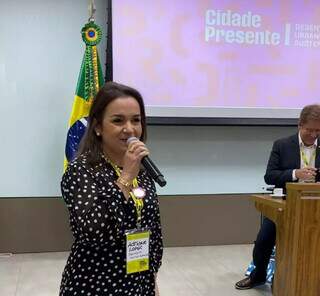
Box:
59;154;163;295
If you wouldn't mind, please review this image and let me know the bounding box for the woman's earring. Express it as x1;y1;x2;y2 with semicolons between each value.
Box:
96;132;100;136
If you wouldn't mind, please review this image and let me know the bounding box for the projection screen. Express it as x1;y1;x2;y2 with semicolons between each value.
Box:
112;0;320;124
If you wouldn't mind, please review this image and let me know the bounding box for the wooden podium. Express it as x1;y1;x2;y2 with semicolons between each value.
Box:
252;183;320;296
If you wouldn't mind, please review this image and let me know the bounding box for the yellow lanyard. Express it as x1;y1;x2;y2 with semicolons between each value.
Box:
107;159;144;227
300;149;316;167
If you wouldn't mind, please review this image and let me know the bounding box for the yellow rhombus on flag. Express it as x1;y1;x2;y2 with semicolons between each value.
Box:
64;21;105;171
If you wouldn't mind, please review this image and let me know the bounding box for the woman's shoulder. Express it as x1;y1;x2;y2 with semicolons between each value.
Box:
66;153;90;171
65;152;108;177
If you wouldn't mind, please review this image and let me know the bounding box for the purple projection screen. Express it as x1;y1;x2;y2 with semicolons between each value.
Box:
112;1;320;120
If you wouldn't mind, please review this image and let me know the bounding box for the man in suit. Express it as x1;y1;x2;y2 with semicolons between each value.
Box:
235;104;320;290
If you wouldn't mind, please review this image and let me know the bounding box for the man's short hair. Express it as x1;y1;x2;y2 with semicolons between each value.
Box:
299;104;320;125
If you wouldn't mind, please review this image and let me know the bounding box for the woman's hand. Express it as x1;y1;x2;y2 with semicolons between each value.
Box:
120;139;149;182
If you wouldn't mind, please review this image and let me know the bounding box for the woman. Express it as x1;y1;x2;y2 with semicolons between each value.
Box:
60;82;163;296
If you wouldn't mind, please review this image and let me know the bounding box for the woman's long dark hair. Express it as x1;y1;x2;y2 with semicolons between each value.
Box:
77;81;147;167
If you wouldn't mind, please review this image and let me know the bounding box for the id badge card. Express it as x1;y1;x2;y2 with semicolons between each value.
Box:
126;229;150;274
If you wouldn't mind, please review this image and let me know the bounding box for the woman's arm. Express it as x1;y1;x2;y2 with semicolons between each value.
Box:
61;162;127;245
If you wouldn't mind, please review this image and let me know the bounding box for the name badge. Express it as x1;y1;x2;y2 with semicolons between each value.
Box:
126;229;150;274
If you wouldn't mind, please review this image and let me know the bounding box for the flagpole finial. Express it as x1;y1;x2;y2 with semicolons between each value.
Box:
88;0;96;22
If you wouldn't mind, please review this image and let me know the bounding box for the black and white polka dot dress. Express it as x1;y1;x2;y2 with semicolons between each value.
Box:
59;154;163;296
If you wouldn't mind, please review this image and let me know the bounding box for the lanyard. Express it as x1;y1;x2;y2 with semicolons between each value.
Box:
300;148;316;167
107;159;144;227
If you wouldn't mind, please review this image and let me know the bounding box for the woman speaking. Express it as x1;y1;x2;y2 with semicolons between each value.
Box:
60;82;163;296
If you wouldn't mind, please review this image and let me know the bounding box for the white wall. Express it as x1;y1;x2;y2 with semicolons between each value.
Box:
0;0;107;197
148;125;296;195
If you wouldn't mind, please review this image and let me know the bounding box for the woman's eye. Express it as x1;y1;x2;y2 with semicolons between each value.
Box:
112;118;122;123
133;118;141;123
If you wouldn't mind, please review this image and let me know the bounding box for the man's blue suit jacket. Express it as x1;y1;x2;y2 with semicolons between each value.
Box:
264;133;320;189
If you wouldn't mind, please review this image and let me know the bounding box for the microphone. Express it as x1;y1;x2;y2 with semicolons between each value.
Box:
262;186;274;192
127;137;167;187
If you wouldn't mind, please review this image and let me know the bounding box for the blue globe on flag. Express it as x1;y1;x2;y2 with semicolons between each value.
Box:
65;117;88;162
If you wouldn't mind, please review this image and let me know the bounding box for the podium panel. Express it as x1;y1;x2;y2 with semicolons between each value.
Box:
252;183;320;296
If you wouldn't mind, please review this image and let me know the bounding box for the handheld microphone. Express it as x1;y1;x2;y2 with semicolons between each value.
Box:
127;137;167;187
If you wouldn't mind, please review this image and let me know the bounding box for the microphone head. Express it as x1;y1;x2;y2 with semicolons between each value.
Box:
127;137;138;144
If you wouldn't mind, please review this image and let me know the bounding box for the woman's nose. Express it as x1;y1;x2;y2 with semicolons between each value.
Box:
123;122;134;133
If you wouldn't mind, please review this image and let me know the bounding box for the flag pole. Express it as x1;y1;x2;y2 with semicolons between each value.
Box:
88;0;96;22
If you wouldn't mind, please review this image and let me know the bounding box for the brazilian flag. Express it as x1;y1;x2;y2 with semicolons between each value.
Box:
64;21;105;170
